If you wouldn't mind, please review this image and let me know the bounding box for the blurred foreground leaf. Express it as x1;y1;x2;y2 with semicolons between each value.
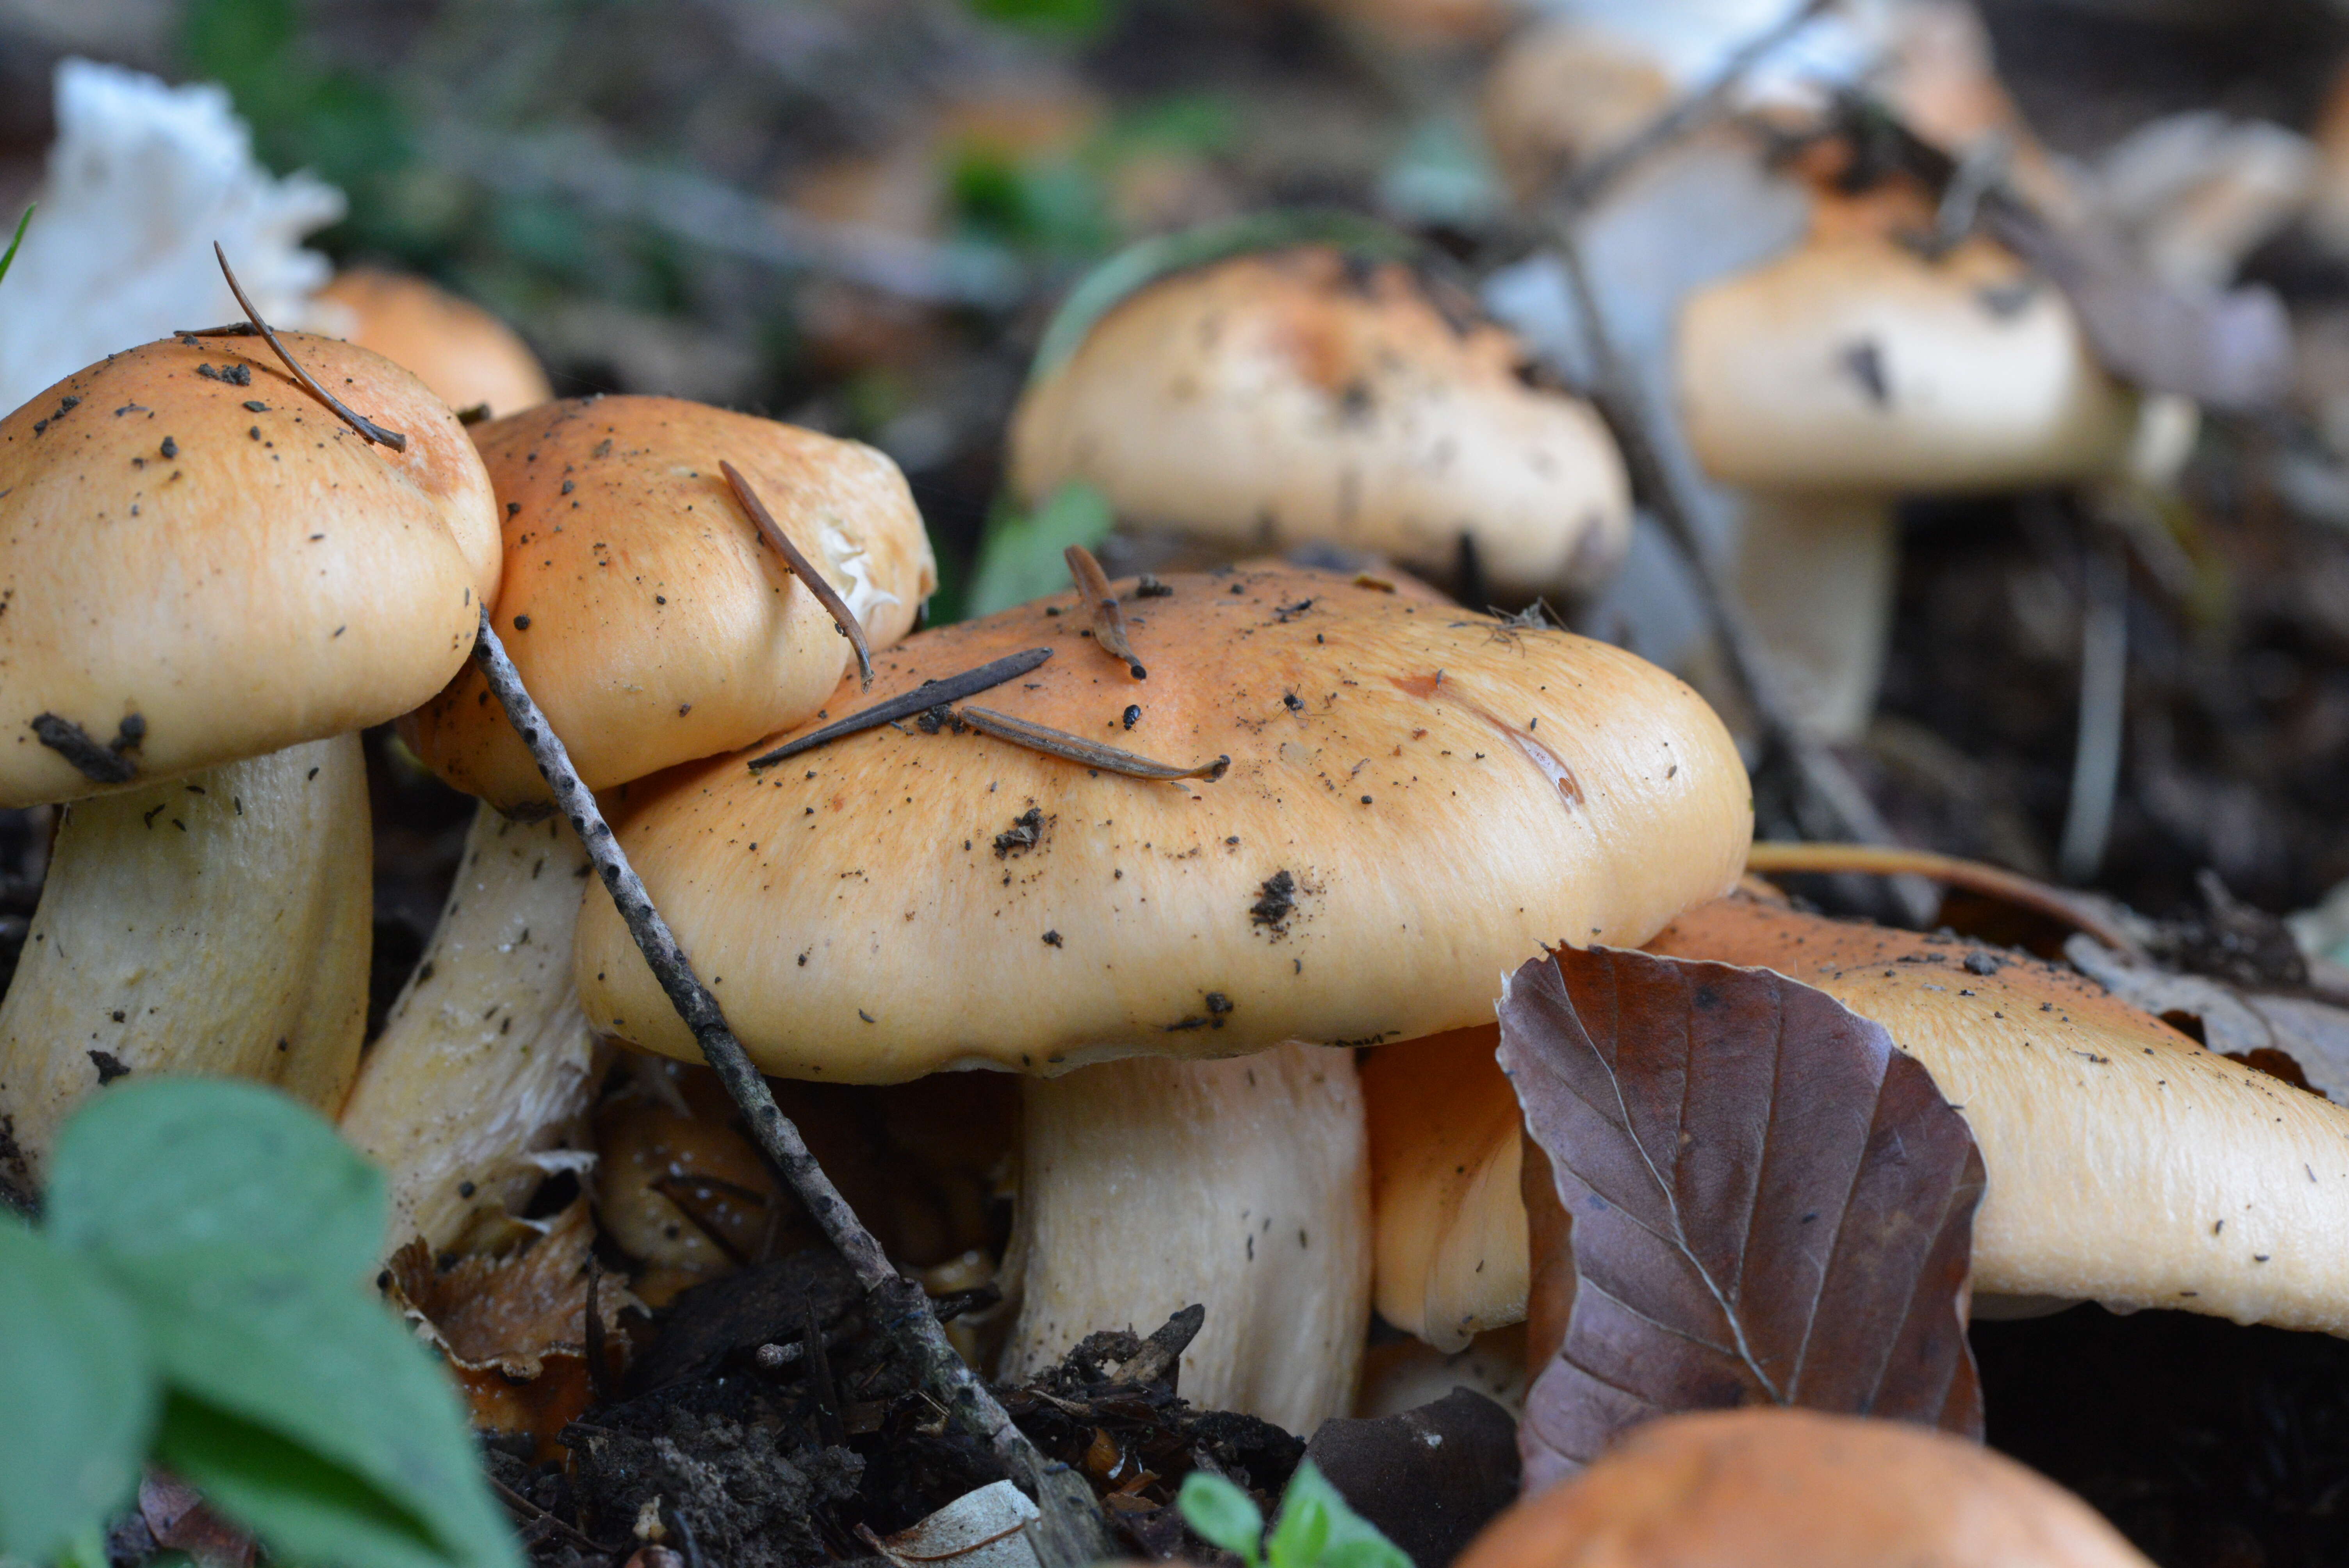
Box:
0;1079;520;1568
48;1078;383;1288
0;205;31;289
0;1217;153;1563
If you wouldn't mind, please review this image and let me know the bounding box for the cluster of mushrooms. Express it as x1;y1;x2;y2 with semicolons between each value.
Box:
3;32;2347;1564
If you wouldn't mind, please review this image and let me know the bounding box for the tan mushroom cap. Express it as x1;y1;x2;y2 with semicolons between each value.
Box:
577;565;1750;1080
1482;22;1677;202
1458;1408;2153;1568
1677;229;2138;494
1008;248;1633;596
1650;894;2349;1332
0;334;500;807
315;269;554;421
402;396;936;811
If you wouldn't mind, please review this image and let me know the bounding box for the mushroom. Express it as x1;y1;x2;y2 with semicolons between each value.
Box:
1008;245;1632;602
314;269;554;421
575;563;1752;1429
0;331;500;1187
1455;1408;2153;1566
1675;180;2138;736
1363;890;2349;1354
342;394;936;1255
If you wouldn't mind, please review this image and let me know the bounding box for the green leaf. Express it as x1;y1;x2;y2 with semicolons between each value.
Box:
1271;1462;1412;1568
0;204;30;290
0;1217;154;1563
964;482;1112;620
1177;1472;1265;1568
118;1258;519;1568
47;1079;385;1288
968;0;1116;36
1028;210;1421;383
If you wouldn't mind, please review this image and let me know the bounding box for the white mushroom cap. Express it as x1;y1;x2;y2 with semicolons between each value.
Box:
1677;230;2139;494
1009;248;1633;598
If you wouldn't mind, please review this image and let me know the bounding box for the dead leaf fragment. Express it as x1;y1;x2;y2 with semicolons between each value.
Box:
385;1198;634;1451
1498;945;1985;1493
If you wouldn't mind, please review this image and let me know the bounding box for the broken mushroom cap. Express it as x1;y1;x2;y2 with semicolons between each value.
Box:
315;268;554;420
0;333;500;807
1456;1408;2153;1568
401;395;937;813
1650;894;2349;1333
1008;248;1633;598
1364;1026;1529;1351
1676;228;2138;494
577;564;1748;1077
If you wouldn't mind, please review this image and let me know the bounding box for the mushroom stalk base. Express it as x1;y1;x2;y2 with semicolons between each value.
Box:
1731;492;1896;744
466;609;1114;1568
1002;1043;1372;1435
0;734;370;1195
340;804;601;1257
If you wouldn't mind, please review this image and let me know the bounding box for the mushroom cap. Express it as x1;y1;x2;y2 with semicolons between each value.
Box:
315;268;554;420
1455;1408;2153;1568
1008;248;1633;596
1365;1025;1528;1350
1676;232;2138;493
1482;22;1677;201
1650;895;2349;1333
402;396;936;811
575;565;1750;1081
0;334;500;807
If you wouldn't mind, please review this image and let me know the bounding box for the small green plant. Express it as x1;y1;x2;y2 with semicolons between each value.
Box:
955;480;1115;623
1178;1460;1415;1568
0;205;32;289
0;1079;519;1568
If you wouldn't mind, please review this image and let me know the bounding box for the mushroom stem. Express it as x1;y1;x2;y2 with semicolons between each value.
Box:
467;609;1114;1568
1730;492;1895;743
1002;1042;1372;1434
339;803;603;1257
0;734;370;1195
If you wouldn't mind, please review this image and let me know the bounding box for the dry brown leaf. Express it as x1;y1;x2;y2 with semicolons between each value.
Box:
385;1198;633;1453
1499;945;1985;1493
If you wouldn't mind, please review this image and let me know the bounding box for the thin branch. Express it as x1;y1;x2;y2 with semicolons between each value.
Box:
722;460;874;689
1064;544;1146;679
2057;533;2129;886
421;122;1023;310
960;707;1229;781
747;648;1055;770
467;608;1113;1568
188;244;408;451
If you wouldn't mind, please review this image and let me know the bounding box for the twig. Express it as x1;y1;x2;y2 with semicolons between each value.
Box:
486;1475;611;1555
2057;535;2129;886
722;460;873;689
185;244;407;451
466;608;1112;1568
1064;544;1146;679
1546;224;1935;925
1559;0;1834;215
422;122;1023;310
960;707;1229;781
747;648;1055;770
1745;841;2142;954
